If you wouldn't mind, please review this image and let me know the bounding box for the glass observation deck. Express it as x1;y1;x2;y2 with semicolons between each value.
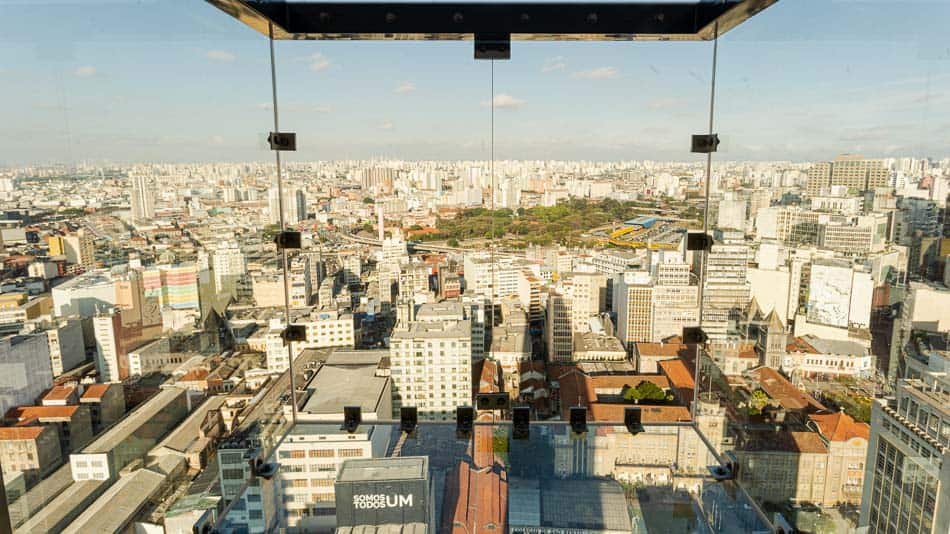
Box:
3;0;949;533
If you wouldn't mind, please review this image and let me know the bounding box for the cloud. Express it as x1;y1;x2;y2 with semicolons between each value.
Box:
571;67;618;80
481;94;526;109
378;121;394;130
308;52;331;72
205;50;236;63
541;56;567;73
74;65;96;77
394;82;416;94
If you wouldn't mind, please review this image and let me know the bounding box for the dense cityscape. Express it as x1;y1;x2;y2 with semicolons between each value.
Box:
0;152;947;533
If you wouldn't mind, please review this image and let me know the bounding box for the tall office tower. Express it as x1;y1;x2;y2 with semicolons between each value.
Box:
652;262;699;342
806;155;889;197
546;288;572;361
389;302;472;420
266;186;305;225
859;375;950;534
130;173;154;220
613;271;654;354
562;272;608;334
378;232;408;304
63;230;95;270
699;241;751;340
212;241;247;300
92;311;122;382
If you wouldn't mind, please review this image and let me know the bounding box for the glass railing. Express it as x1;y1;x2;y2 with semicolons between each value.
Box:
208;420;774;533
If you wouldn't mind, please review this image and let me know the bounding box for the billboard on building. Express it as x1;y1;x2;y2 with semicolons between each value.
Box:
807;262;852;328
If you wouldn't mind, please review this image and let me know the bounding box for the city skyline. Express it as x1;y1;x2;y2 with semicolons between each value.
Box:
1;1;949;165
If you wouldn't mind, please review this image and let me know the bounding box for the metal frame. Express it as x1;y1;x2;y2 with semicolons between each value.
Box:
206;0;777;41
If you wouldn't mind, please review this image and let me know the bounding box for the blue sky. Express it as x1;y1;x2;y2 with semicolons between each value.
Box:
1;0;948;165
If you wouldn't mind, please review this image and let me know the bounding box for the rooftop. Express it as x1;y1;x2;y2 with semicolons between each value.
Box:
799;335;868;357
0;426;47;440
62;468;166;534
392;319;471;340
541;479;632;531
809;411;870;442
79;383;113;401
746;366;825;413
41;385;77;402
337;456;428;483
573;331;626;354
83;388;186;454
302;364;388;415
324;349;389;366
6;405;81;421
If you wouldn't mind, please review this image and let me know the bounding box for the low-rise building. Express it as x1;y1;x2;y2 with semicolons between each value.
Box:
0;425;62;484
783;335;874;379
4;404;93;454
79;383;126;432
572;331;626;362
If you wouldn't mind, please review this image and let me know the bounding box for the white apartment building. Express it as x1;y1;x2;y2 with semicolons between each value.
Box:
389;303;472;420
782;335;874;379
613;271;654;353
463;253;524;303
92;312;121;382
276;424;389;532
212;242;247;300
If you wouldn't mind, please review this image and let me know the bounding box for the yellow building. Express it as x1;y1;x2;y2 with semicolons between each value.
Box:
48;235;65;256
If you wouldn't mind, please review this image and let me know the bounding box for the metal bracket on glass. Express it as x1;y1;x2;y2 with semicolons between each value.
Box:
475;32;510;59
268;131;297;151
456;406;474;438
342;406;361;433
691;133;719;153
569;406;588;436
281;324;306;344
512;406;530;440
708;461;738;481
400;406;418;435
248;450;278;480
682;326;707;344
686;232;713;252
475;391;510;411
275;230;302;249
624;407;644;435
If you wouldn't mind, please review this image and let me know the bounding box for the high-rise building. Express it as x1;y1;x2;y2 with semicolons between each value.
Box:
63;230;95;270
613;271;654;353
389;302;472;420
266;186;306;225
211;242;247;300
545;288;572;362
130;173;154;220
806;155;889;196
859;376;950;534
0;334;54;415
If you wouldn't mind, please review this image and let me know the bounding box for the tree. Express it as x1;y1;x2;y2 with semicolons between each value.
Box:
447;238;460;248
623;381;668;402
362;197;375;204
748;389;770;415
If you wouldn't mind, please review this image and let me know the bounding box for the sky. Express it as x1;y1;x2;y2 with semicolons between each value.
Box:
1;0;949;165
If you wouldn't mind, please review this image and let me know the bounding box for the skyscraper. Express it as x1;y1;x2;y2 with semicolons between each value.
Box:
806;155;890;196
859;375;950;534
130;173;154;220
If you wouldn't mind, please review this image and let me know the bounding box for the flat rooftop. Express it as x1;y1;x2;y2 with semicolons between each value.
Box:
541;479;632;531
391;319;471;340
154;395;227;454
62;468;166;534
574;331;626;353
83;387;186;454
324;349;389;367
302;364;388;415
338;456;428;483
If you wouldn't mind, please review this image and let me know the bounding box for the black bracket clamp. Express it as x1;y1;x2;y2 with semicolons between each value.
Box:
268;132;297;151
691;134;720;153
475;33;510;60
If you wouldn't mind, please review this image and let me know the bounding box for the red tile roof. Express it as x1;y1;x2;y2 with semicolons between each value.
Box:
0;426;46;440
747;367;825;413
41;385;77;402
442;462;508;534
5;405;80;421
809;411;870;442
80;384;112;400
552;364;690;423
